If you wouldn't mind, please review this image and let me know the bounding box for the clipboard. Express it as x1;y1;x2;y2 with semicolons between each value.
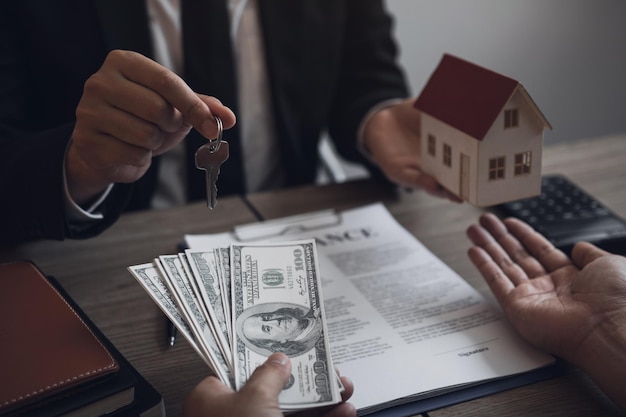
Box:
181;209;342;250
233;209;341;241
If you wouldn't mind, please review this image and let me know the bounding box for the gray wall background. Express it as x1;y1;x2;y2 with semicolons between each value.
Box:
386;0;626;145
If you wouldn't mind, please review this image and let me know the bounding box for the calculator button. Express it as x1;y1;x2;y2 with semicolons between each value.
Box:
495;174;626;255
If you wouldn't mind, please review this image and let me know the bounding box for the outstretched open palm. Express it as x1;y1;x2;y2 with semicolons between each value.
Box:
466;213;626;364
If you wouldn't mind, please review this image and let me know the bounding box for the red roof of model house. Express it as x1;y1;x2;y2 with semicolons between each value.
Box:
414;54;552;140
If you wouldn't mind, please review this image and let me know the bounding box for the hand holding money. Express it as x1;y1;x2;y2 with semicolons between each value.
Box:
128;239;344;411
183;353;356;417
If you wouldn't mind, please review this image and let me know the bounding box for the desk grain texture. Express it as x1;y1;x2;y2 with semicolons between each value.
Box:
0;197;258;417
1;135;624;416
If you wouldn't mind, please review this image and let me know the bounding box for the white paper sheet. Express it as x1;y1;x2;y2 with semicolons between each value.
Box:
185;203;555;414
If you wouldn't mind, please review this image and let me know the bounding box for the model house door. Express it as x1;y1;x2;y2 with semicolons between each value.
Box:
460;153;470;200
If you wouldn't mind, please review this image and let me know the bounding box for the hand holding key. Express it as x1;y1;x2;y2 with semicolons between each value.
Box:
66;50;235;206
195;116;230;209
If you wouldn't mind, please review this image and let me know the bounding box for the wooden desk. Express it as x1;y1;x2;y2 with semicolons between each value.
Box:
0;135;623;416
0;197;259;417
246;134;626;416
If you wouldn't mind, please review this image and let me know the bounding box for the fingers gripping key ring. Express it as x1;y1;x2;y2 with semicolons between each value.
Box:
194;116;229;209
208;116;223;153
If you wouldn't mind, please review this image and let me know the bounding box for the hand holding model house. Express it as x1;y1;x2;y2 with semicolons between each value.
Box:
414;54;552;206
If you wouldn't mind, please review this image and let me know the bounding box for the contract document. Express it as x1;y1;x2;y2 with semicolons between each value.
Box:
185;203;557;416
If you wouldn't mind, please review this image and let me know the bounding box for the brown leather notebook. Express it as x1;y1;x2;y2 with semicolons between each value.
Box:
0;261;120;413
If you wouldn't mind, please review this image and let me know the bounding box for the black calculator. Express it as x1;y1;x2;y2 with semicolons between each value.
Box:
494;174;626;256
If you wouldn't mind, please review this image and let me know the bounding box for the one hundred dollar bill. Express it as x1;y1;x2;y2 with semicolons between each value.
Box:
184;250;232;354
127;263;209;367
231;240;340;409
214;247;233;344
157;255;233;386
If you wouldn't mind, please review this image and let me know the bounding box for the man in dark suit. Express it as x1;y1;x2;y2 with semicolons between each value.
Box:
0;0;457;243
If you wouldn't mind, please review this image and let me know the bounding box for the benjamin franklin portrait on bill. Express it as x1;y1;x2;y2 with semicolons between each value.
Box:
235;302;323;357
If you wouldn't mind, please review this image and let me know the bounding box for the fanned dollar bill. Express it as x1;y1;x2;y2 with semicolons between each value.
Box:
127;263;210;367
156;256;233;386
231;239;340;409
214;247;233;345
184;249;232;351
129;239;340;410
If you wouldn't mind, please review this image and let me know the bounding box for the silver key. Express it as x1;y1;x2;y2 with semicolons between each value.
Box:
195;117;229;209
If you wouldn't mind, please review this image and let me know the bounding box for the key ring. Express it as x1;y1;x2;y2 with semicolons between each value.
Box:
208;116;223;152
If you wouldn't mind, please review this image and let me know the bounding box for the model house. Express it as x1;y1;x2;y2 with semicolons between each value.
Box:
414;54;552;207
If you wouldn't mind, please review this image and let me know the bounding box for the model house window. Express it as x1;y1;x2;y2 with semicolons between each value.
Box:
488;156;506;180
443;143;452;167
514;151;532;175
427;134;436;157
504;109;519;128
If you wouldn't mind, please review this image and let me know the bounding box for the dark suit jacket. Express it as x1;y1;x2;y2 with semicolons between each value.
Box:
0;0;408;243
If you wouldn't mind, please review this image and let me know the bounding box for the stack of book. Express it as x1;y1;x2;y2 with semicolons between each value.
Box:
0;261;164;417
